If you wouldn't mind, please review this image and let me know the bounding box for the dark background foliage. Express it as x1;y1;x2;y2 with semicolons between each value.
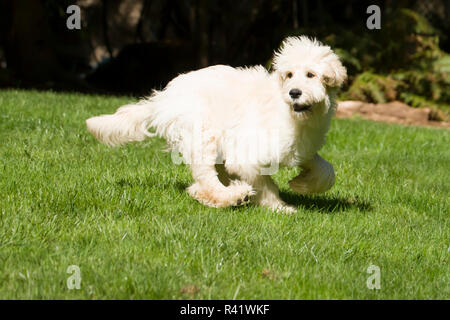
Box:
0;0;449;112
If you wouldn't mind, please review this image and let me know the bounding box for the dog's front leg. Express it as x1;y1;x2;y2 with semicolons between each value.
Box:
252;175;296;214
289;154;335;194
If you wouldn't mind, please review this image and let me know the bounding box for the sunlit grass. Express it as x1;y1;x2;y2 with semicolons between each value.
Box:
0;90;448;299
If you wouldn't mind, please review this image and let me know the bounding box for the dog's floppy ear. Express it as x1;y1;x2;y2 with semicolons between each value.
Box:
321;57;347;88
270;66;285;87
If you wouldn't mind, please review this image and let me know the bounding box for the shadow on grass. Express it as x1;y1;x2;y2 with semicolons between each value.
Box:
175;182;189;191
137;181;371;214
280;191;372;213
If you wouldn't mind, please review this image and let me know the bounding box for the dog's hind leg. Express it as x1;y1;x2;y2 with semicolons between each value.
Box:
187;164;254;208
186;136;254;208
289;154;335;194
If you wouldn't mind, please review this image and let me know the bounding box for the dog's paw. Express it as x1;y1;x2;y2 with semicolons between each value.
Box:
273;204;297;215
234;194;251;207
187;181;254;208
289;170;335;194
289;176;316;194
229;181;255;207
258;200;297;215
278;205;297;214
290;157;336;194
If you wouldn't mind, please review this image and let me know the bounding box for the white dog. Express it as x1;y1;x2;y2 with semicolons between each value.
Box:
86;36;347;213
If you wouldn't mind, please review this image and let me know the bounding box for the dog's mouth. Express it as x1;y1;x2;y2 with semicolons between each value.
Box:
293;104;312;113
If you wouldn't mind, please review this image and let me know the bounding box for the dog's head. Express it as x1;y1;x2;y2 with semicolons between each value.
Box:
272;36;347;119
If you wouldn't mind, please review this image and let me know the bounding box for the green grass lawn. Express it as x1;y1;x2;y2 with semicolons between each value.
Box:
0;89;448;299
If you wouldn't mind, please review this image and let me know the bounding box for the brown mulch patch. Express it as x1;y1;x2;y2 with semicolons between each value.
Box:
261;268;280;280
180;284;199;296
336;100;449;129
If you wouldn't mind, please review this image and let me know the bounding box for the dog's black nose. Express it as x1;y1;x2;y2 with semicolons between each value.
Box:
289;89;302;99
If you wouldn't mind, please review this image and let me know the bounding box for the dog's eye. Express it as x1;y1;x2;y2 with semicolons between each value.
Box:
306;72;315;78
286;72;293;79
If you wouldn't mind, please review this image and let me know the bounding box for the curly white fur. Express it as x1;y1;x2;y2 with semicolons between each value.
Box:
86;36;347;213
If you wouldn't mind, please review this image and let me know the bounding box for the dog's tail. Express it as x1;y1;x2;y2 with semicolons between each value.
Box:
86;102;156;146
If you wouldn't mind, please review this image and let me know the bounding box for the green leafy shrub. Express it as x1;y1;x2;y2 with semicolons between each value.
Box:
332;8;449;116
342;72;401;104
